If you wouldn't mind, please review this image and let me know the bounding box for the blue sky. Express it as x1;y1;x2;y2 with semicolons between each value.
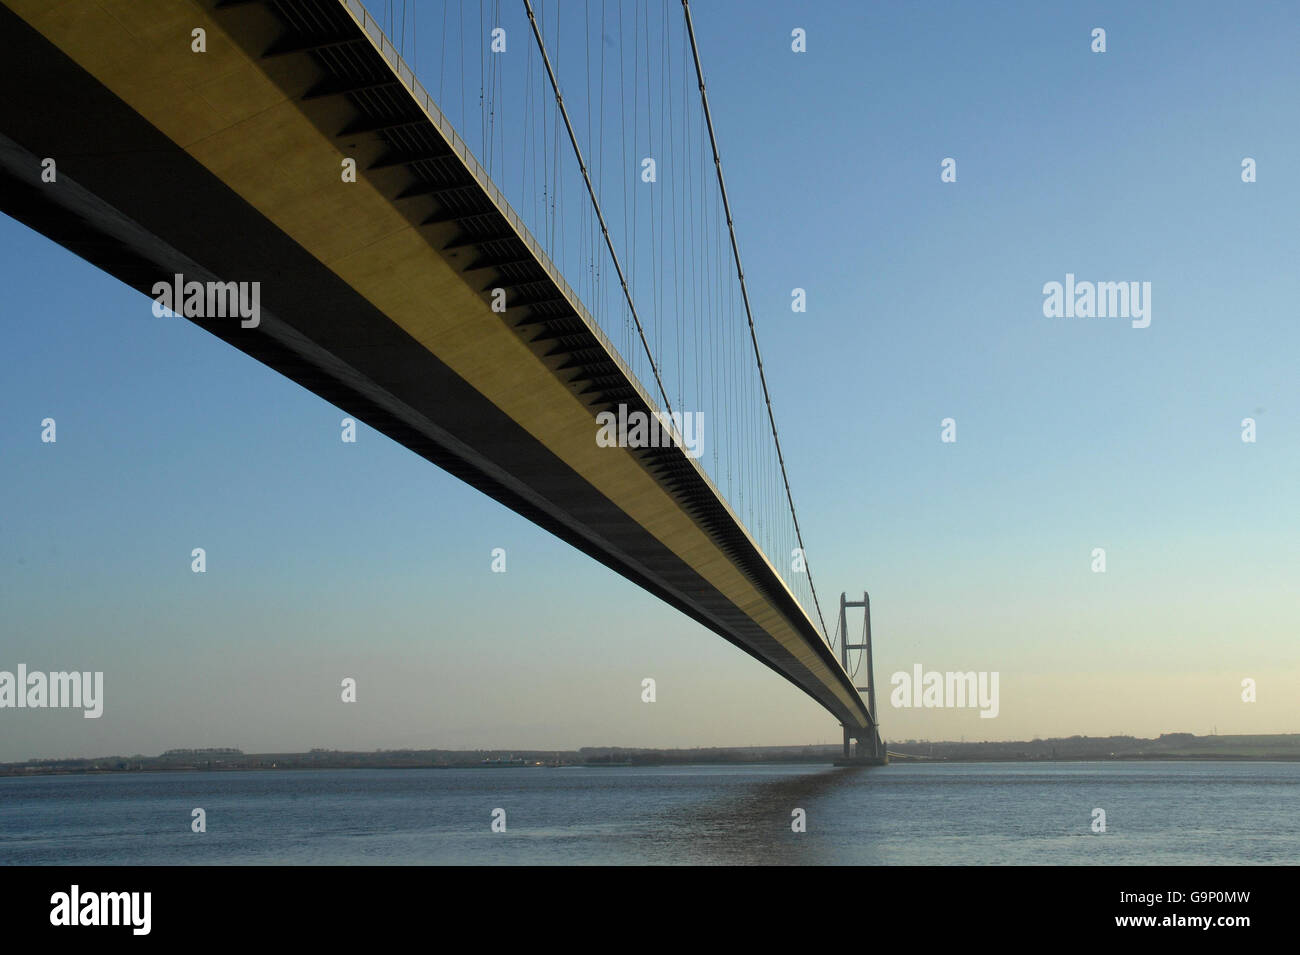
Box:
1;1;1297;760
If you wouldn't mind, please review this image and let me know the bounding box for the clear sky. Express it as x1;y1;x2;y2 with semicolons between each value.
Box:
1;1;1297;762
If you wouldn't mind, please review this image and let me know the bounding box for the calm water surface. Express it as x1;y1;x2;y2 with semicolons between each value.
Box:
2;761;1296;865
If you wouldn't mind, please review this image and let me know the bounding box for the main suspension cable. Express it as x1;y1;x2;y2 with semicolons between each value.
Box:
680;0;830;643
522;0;674;417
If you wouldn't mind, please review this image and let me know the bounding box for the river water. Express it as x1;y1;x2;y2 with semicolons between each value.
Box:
2;761;1296;865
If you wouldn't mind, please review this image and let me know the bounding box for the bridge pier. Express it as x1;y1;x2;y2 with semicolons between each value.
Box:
835;728;888;766
833;592;888;767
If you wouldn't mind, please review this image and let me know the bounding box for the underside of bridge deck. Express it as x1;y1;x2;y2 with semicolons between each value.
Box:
0;0;874;732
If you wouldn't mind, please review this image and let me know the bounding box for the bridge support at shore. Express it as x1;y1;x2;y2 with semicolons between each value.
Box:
834;592;888;767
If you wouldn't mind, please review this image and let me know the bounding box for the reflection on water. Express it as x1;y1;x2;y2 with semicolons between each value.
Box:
2;761;1297;865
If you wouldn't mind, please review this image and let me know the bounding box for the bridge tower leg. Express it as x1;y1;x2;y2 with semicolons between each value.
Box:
840;593;852;760
836;591;887;766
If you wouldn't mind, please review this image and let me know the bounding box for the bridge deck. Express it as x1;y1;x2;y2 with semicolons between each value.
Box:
0;0;873;731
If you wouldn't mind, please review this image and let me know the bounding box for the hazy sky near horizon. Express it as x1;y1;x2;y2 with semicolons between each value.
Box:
2;1;1298;762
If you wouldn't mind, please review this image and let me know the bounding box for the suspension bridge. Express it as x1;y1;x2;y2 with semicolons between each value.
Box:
0;0;885;762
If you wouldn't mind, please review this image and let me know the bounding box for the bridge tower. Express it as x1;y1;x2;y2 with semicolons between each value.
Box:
836;592;887;766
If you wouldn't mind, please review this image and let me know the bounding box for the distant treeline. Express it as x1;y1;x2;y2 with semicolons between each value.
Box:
4;733;1298;776
887;733;1300;762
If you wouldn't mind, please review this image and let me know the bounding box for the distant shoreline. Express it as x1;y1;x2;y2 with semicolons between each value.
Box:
4;732;1299;777
4;755;1300;780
